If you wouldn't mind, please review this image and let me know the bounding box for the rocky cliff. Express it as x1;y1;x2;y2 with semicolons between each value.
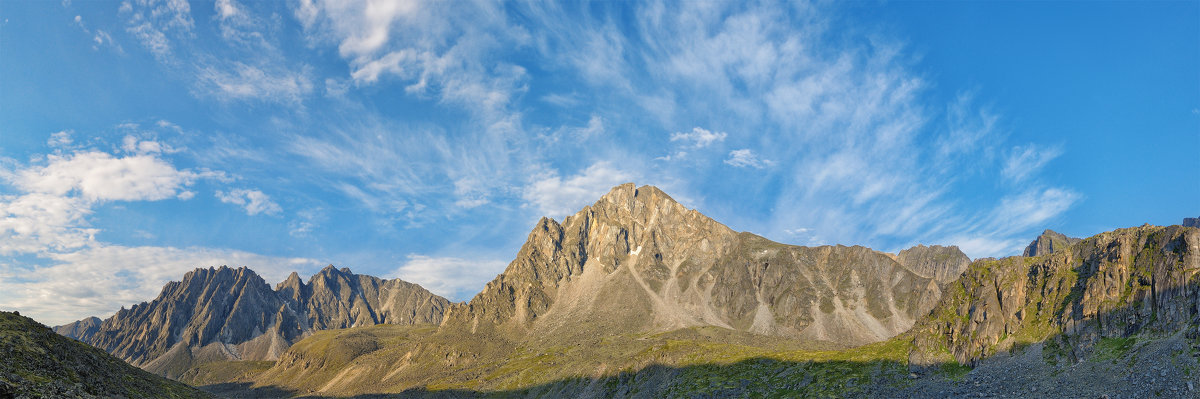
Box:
57;265;449;379
896;245;972;285
441;183;967;347
53;316;101;342
910;224;1200;369
1021;229;1082;257
1185;217;1199;228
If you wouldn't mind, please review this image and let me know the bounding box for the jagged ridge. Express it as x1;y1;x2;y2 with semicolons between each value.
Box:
910;224;1200;368
57;265;449;379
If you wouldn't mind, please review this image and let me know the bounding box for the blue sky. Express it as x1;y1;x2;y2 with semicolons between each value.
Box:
1;0;1196;326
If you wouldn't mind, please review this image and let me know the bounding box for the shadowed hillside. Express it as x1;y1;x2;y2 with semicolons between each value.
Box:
0;311;209;398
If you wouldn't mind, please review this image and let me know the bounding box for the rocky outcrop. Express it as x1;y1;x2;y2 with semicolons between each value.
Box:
1;311;208;398
289;266;449;330
909;225;1200;369
441;183;965;347
52;316;101;342
1185;217;1199;228
897;245;972;285
1022;229;1082;257
57;266;449;379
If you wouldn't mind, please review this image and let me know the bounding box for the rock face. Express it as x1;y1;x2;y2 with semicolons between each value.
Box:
0;311;207;398
909;225;1200;369
1184;217;1199;228
52;316;101;342
1022;229;1082;257
442;183;967;347
56;265;449;379
896;245;972;285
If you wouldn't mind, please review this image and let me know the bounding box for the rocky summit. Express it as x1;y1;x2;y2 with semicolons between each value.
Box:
1021;229;1082;257
55;265;449;379
441;184;967;347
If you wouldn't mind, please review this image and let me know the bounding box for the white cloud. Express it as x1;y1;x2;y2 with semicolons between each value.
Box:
15;151;207;202
47;130;73;148
298;0;528;118
120;0;194;59
216;189;282;216
392;254;507;301
724;149;771;169
288;208;324;237
523;162;635;219
0;193;95;255
1002;144;1063;183
215;0;239;19
195;62;313;104
670;127;727;149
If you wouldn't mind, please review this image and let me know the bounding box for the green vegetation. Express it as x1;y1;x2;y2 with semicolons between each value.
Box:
0;311;208;398
1092;337;1136;363
178;360;274;386
937;361;971;382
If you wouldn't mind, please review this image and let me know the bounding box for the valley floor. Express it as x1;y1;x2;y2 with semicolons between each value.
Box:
189;325;1200;399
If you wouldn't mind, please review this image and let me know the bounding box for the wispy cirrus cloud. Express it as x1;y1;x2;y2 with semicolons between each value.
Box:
1002;144;1063;183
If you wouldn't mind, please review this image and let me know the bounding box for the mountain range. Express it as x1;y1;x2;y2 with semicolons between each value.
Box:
36;184;1199;397
55;265;449;379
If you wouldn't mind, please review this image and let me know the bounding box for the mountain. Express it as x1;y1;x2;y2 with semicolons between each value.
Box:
895;245;972;285
910;224;1200;368
0;311;208;398
250;183;977;396
57;265;449;379
52;316;101;342
254;225;1200;398
1185;217;1199;228
440;183;964;347
1021;229;1082;257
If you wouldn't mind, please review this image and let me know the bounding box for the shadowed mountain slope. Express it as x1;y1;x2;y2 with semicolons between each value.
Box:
56;266;449;379
0;311;209;398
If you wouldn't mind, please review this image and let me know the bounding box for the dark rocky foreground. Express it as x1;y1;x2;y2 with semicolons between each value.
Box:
0;310;209;398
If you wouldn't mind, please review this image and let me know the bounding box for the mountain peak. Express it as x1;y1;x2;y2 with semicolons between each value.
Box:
595;183;678;209
896;244;971;284
1022;229;1082;257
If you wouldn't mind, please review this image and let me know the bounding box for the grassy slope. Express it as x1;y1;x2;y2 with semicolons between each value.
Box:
250;322;929;398
0;311;209;398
